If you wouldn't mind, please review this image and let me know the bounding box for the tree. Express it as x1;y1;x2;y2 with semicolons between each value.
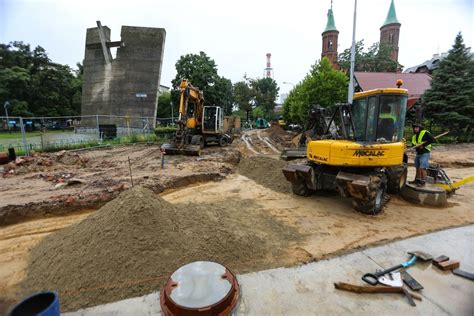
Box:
423;33;474;135
156;91;172;118
207;76;233;115
0;41;82;117
233;80;253;121
250;77;279;116
283;57;347;124
338;40;402;73
171;52;233;114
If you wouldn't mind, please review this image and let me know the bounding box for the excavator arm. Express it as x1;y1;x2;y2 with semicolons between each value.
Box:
161;80;204;156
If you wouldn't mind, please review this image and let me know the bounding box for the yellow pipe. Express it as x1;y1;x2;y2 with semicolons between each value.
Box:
435;175;474;191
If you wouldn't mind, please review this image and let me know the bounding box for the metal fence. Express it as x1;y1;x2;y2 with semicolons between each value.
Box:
0;115;174;156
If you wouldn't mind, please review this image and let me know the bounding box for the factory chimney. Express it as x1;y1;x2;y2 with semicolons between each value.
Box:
264;53;273;79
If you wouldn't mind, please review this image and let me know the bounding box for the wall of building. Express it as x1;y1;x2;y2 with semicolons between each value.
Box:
81;25;166;128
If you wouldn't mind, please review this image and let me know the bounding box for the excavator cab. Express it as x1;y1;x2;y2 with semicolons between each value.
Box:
351;89;408;144
203;106;224;134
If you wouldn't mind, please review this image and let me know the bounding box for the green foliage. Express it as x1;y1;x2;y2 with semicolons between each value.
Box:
233;80;253;120
338;40;402;73
252;106;265;120
250;77;279;115
156;91;172;118
0;41;82;117
283;57;348;124
171;52;233;114
423;33;474;141
232;77;279;121
207;76;233;115
154;126;177;136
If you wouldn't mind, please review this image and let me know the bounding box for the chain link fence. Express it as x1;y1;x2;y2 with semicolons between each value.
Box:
0;115;173;156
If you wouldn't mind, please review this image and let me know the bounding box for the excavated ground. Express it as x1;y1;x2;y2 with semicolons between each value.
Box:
1;130;473;313
20;187;301;311
0;144;240;226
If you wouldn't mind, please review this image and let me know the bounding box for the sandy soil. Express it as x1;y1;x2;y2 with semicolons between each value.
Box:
1;131;473;312
0;210;94;312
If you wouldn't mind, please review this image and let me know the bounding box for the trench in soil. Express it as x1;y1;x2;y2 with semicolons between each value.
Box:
1;164;473;312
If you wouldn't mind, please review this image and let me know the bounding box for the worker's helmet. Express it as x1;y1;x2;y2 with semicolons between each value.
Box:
412;123;423;129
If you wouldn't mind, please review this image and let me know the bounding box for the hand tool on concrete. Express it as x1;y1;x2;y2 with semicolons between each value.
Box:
378;272;402;287
401;270;423;291
401;286;416;306
408;251;433;262
362;251;433;285
334;282;422;301
435;260;460;271
452;269;474;281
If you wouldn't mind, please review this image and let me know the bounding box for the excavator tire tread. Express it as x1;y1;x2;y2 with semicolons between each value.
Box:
352;174;387;215
291;181;312;196
386;163;408;194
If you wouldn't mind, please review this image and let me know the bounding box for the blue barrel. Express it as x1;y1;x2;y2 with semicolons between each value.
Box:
9;291;59;316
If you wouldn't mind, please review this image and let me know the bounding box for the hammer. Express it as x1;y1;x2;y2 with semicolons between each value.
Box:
362;251;433;286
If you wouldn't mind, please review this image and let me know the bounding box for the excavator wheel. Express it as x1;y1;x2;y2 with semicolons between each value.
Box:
218;135;228;147
190;135;205;149
386;163;408;194
352;174;387;215
291;181;312;196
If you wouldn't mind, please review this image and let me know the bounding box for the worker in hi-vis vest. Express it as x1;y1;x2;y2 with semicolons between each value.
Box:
410;123;435;187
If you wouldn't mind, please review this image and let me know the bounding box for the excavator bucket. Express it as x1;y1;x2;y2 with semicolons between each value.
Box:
161;142;201;156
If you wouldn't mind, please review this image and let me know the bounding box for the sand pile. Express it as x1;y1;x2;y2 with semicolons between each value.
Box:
266;125;294;148
22;187;299;311
238;156;290;193
267;124;287;137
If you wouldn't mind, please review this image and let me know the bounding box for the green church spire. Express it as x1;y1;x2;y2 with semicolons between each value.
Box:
383;0;400;26
324;7;338;33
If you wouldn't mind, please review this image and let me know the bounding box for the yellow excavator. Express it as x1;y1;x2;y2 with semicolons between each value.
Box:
283;85;409;214
161;80;232;156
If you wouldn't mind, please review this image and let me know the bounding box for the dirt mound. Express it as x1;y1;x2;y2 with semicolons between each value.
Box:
238;156;290;193
265;125;295;149
21;187;299;311
267;124;287;137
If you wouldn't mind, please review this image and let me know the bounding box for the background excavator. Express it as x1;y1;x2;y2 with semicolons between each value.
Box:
282;85;409;215
161;80;232;156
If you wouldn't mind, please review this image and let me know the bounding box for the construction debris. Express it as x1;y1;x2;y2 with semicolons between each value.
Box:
452;269;474;281
435;260;460;271
21;187;300;311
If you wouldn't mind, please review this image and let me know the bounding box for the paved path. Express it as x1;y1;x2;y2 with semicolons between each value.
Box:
67;225;474;315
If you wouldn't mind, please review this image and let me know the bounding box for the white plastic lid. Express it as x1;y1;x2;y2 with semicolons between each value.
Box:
169;261;232;309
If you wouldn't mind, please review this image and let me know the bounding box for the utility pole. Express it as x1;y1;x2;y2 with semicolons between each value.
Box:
170;101;174;124
3;101;10;132
347;0;358;103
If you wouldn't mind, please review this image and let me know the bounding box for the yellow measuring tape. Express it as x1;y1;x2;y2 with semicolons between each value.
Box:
435;175;474;191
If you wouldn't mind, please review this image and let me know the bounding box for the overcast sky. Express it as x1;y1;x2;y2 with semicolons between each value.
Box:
1;0;473;95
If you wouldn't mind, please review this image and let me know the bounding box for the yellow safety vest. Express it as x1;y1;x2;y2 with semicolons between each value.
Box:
379;113;397;121
411;130;432;151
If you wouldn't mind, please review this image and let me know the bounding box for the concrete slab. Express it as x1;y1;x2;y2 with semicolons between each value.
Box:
66;226;474;316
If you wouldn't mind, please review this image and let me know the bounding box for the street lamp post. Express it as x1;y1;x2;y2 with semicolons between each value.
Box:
170;101;174;124
348;0;358;103
3;101;11;132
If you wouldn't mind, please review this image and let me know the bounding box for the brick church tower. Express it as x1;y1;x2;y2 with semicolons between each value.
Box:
321;3;339;68
380;0;401;62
